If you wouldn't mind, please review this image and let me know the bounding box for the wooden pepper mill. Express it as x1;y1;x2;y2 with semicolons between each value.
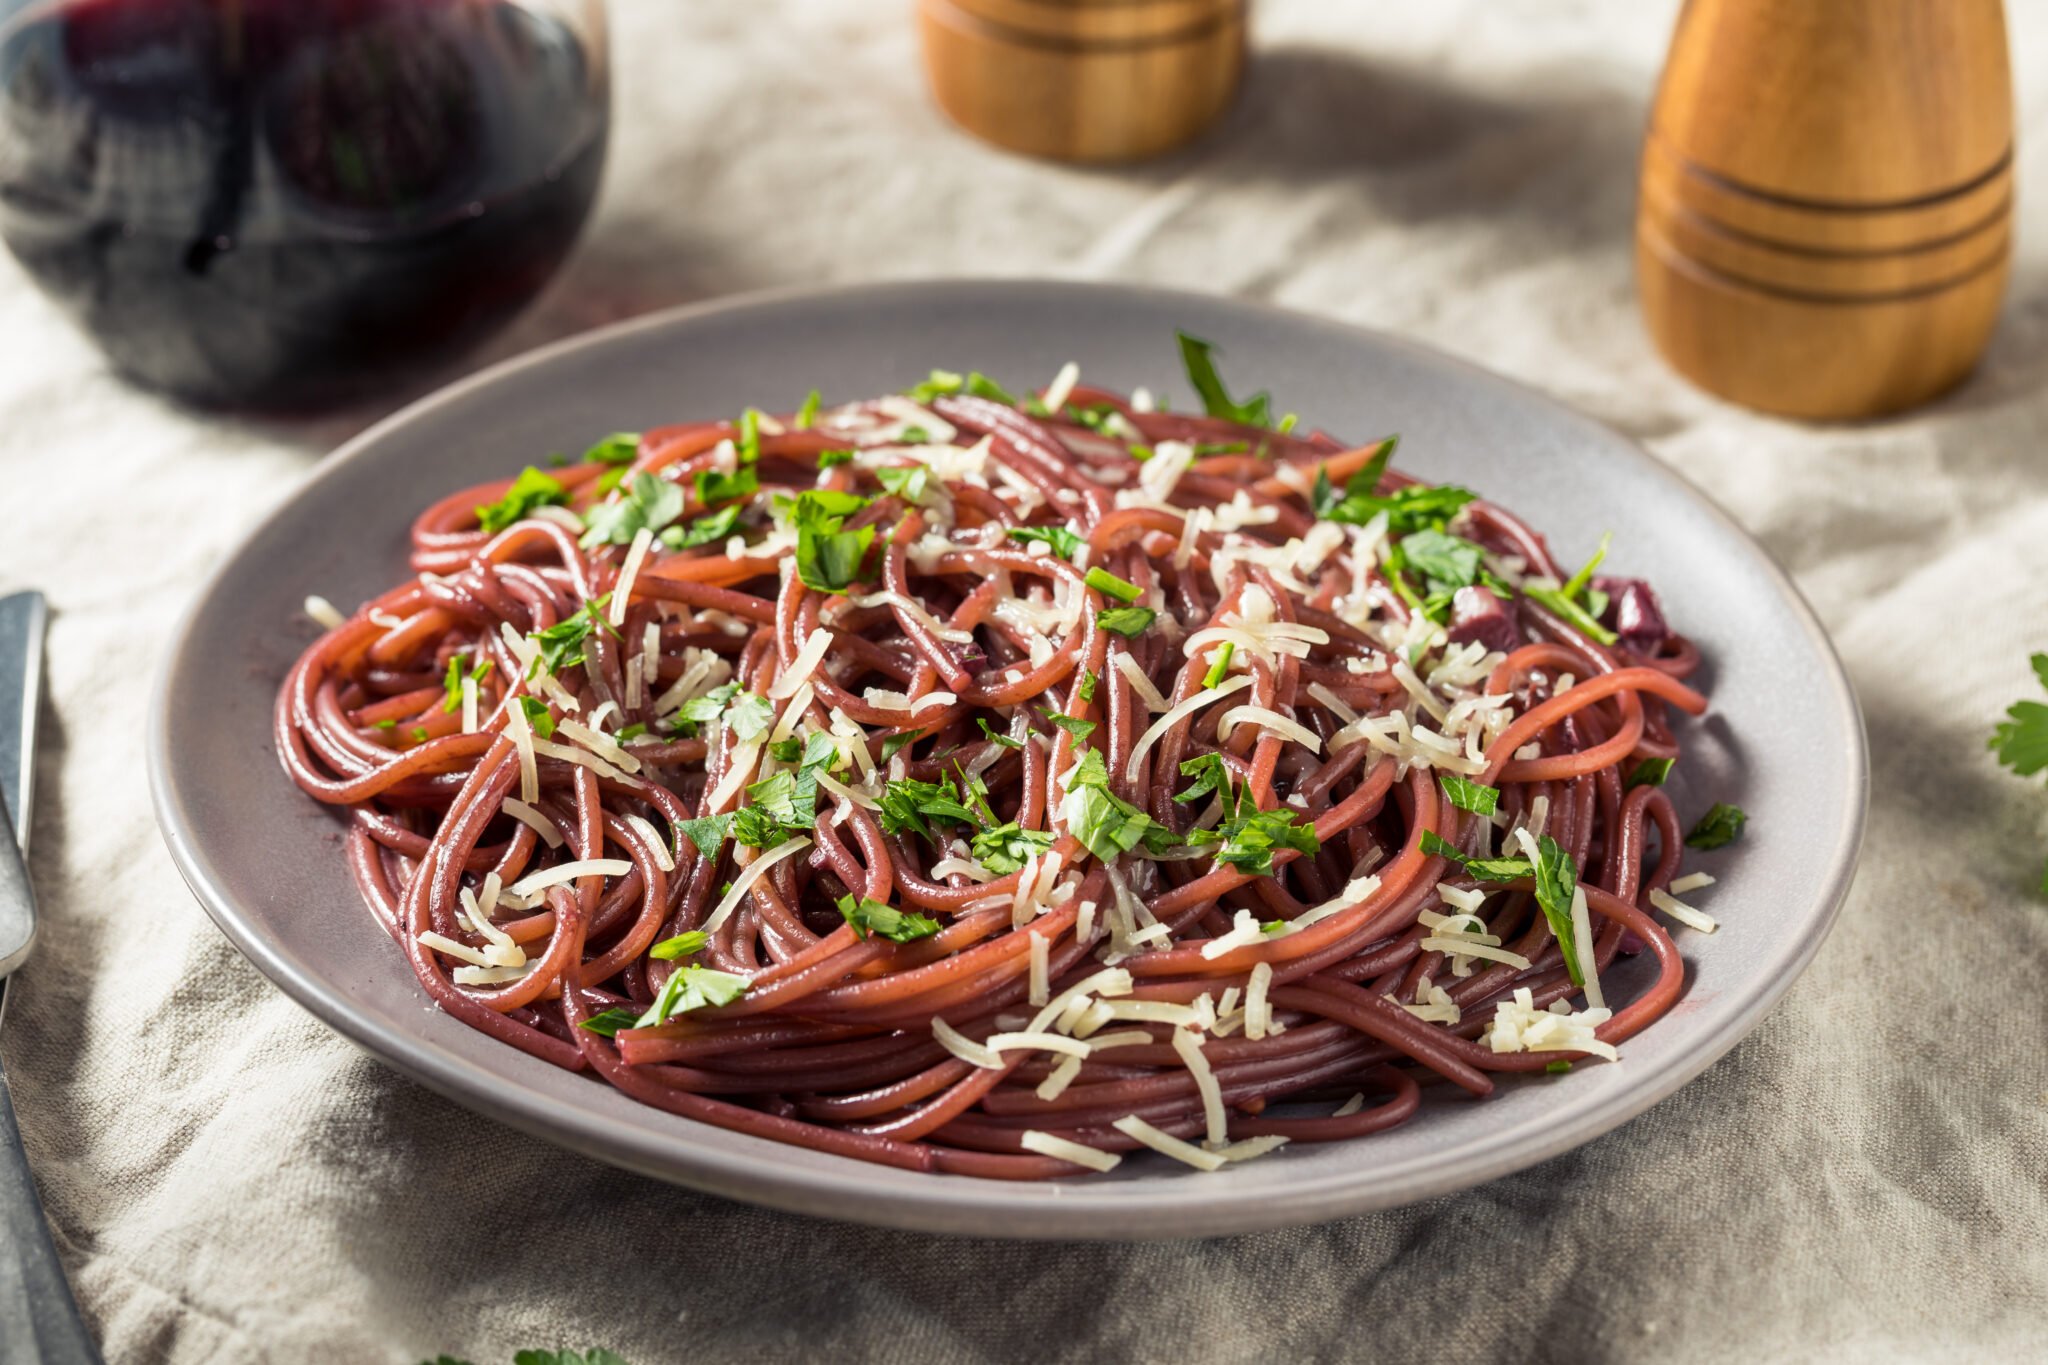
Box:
918;0;1246;163
1636;0;2013;419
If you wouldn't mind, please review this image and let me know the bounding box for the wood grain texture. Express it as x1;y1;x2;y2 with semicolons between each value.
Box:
918;0;1245;163
1636;0;2014;418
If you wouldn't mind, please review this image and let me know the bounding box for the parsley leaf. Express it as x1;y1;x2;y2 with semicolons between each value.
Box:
1684;803;1747;850
906;369;1017;406
1990;653;2048;777
1041;710;1097;741
836;894;942;943
648;930;709;961
1172;754;1318;876
880;732;921;762
1083;566;1142;603
581;471;686;548
795;389;822;429
1005;524;1087;560
676;813;732;858
574;1008;639;1038
515;696;556;740
879;778;977;842
1531;835;1589;988
1439;775;1500;816
475;467;568;534
661;503;741;550
581;433;641;465
1626;757;1675;788
876;464;930;503
527;596;616;677
970;822;1056;875
1311;438;1397;520
977;717;1023;750
1176;331;1272;427
781;489;876;595
1523;534;1618;646
440;654;491;713
1065;783;1172;862
817;448;856;468
1398;528;1487;595
1420;829;1533;882
693;463;759;507
1096;606;1155;637
634;965;750;1028
1202;642;1235;688
1076;670;1098;703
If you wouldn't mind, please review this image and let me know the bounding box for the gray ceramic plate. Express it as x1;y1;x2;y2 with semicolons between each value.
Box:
149;281;1866;1239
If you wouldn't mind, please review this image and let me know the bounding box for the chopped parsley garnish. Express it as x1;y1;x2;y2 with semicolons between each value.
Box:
1062;748;1177;862
1096;606;1156;637
817;448;856;468
440;654;491;713
1076;670;1098;703
526;595;616;677
634;964;750;1028
676;813;732;858
878;777;977;842
1083;566;1142;603
616;723;647;742
835;894;942;943
1684;803;1747;851
1202;642;1235;688
581;471;685;548
781;489;876;595
1419;829;1533;882
1546;1059;1573;1074
738;732;838;844
795;389;822;429
1176;331;1272;427
371;717;398;731
766;737;803;762
1524;534;1618;645
970;822;1056;875
1041;710;1097;741
1530;835;1589;988
576;1007;641;1038
661;503;741;550
1005;524;1087;561
1310;438;1393;521
736;407;765;465
876;464;930;503
1439;774;1500;816
1626;757;1675;788
410;726;429;743
668;684;775;742
648;930;709;961
1396;528;1487;595
880;731;921;762
1174;753;1320;876
515;695;556;740
581;432;641;465
475;466;567;534
693;463;759;507
977;717;1022;749
1992;653;2048;892
907;369;1017;406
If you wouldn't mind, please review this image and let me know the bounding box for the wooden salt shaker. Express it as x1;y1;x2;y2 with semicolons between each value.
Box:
918;0;1246;163
1636;0;2013;419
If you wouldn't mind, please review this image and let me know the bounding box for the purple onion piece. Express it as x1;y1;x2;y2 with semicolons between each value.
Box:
1447;586;1519;654
1593;576;1669;655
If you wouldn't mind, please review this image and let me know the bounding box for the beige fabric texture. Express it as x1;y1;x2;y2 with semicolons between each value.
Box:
3;1;2047;1360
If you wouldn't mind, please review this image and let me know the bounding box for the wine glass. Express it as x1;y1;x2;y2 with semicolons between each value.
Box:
0;0;610;410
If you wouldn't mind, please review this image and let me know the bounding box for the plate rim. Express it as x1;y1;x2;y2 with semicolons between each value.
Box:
147;278;1869;1239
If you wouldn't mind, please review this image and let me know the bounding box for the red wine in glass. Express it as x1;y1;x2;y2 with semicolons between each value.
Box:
0;0;608;409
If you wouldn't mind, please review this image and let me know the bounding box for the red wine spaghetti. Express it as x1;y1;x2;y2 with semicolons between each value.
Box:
279;341;1724;1179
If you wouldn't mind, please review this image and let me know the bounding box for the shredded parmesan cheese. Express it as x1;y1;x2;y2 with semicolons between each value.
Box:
700;837;812;934
609;526;653;628
1021;1129;1119;1172
1112;1115;1225;1172
304;595;346;629
932;1016;1003;1070
771;629;834;699
501;797;564;848
1123;674;1253;783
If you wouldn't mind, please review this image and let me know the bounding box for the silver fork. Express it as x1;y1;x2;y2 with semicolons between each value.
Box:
0;591;102;1364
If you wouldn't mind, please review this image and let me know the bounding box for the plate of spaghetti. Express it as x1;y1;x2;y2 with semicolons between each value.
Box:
150;281;1865;1237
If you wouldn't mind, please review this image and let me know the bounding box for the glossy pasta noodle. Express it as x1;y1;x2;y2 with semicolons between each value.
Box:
277;346;1721;1179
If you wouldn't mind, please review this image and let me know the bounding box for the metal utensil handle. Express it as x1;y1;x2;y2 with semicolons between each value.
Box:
0;1064;102;1365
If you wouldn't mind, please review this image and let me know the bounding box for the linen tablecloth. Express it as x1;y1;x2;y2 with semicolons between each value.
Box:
5;1;2047;1360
